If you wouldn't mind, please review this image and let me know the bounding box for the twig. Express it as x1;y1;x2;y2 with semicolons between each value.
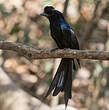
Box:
0;41;109;60
63;0;69;17
80;0;107;47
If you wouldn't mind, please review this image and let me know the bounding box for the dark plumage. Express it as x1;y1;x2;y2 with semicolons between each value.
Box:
40;6;80;108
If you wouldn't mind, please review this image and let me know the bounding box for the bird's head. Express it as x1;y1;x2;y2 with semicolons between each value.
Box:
40;6;54;17
40;6;64;21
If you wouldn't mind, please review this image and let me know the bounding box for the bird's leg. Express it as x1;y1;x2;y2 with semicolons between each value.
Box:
51;47;59;52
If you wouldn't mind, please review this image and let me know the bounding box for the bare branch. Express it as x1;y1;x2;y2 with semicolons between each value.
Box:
0;41;109;60
63;0;69;17
80;0;108;48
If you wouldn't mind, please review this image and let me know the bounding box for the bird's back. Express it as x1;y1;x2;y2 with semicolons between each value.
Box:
50;19;79;49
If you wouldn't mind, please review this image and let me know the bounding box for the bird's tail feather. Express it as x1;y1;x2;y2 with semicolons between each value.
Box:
44;58;76;108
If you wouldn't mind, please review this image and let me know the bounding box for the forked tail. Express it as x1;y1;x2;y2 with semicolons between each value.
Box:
44;58;77;108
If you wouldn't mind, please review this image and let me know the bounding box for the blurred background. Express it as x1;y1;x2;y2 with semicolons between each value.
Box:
0;0;109;110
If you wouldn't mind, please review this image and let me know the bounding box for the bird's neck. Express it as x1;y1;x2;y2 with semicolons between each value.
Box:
49;17;66;27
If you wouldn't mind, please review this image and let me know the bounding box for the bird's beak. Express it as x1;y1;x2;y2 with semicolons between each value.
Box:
40;12;49;17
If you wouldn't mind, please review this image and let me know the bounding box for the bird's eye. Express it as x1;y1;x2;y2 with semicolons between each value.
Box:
51;12;54;16
47;11;54;16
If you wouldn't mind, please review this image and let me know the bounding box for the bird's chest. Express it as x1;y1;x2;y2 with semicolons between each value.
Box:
50;22;69;48
50;23;61;37
50;23;60;34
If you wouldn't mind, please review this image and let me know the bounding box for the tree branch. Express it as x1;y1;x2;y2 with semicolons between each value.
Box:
63;0;69;17
80;0;108;48
0;41;109;60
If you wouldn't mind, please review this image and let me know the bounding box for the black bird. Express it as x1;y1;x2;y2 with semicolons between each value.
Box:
40;6;80;108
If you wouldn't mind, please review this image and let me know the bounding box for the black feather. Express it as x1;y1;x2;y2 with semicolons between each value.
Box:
44;59;64;98
41;6;80;109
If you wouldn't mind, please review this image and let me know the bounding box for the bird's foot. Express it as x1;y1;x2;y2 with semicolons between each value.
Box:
51;48;59;52
63;48;71;50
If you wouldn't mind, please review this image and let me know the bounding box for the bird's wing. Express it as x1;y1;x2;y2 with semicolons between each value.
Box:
61;24;80;67
60;24;80;49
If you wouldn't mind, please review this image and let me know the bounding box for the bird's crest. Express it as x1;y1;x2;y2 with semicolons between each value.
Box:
44;6;54;13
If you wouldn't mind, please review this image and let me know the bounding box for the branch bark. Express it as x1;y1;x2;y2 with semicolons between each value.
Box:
0;41;109;60
63;0;69;17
